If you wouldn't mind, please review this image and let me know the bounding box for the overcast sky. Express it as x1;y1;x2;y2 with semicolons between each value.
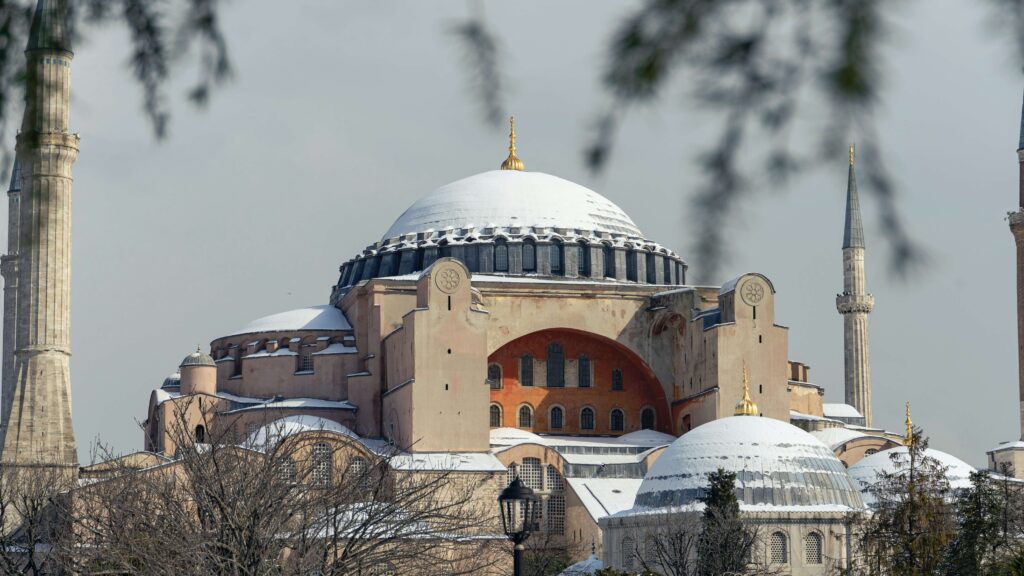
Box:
22;0;1021;466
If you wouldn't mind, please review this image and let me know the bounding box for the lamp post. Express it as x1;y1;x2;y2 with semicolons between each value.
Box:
498;476;540;576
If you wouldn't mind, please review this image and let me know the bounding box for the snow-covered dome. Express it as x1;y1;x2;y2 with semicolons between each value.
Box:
634;416;864;511
180;348;215;368
226;305;351;337
383;171;643;240
847;446;976;499
246;415;358;449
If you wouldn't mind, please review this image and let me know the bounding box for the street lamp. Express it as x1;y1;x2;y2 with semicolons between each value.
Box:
498;476;540;576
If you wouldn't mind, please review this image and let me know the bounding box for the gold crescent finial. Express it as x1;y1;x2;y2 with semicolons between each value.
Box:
500;116;525;171
905;401;913;446
734;363;759;416
849;143;855;166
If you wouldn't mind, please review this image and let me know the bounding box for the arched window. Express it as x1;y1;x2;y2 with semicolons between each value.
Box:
546;465;563;492
494;240;509;272
578;355;591;388
279;457;297;484
770;531;788;564
603;245;615;278
487;363;502;389
578;241;590;276
682;414;692;432
550;242;563;275
641;408;655;430
550;406;564;430
521;457;542;490
506;463;518;485
622;537;636;571
645;252;656;283
663;256;672;284
518;405;533;429
195;425;205;443
311;442;332;487
804;532;823;564
547;343;565;387
522;240;536;271
520;355;534;387
612;368;624;391
489;404;502;427
626;250;638;281
580;407;595;431
610;409;625;432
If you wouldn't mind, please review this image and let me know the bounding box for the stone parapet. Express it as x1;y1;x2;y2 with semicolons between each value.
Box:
836;293;874;314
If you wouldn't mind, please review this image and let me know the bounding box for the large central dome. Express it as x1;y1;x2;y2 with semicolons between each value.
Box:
383;170;643;240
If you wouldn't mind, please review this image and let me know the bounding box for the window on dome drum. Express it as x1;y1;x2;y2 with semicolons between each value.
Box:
279;458;297;484
518;405;533;428
494;241;509;272
487;363;502;389
547;495;565;535
804;532;823;564
520;355;534;386
465;244;479;271
311;442;332;487
578;241;590;276
523;241;536;271
489;404;502;427
610;409;625;432
626;250;638;281
547;343;565;387
603;245;615;277
646;252;656;283
641;408;655;430
578;356;591;388
550;406;564;430
232;354;242;377
612;368;623;391
550;243;563;274
297;350;314;373
580;407;595;431
770;532;788;564
521;458;542;490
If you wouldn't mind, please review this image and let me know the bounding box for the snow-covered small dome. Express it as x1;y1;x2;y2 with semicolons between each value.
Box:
383;170;643;240
847;446;976;498
227;305;351;337
161;371;181;389
180;348;215;368
634;416;864;511
246;415;358;449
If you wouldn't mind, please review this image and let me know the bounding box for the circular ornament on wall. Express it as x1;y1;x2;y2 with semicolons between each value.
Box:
740;279;765;306
435;267;462;294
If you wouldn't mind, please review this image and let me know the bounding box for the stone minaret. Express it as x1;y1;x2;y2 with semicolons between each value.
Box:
836;145;875;426
1010;93;1024;440
0;0;79;470
1;161;21;434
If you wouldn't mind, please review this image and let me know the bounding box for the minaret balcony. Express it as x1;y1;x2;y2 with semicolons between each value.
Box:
836;293;874;314
1008;209;1024;228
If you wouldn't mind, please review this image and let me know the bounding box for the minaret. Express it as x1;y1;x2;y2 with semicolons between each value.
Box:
1010;91;1024;441
836;145;875;426
0;0;79;471
0;161;21;434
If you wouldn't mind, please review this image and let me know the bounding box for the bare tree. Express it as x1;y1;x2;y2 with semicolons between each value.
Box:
0;465;73;575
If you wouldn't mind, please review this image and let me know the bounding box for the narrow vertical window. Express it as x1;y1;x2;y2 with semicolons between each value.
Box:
603;245;615;277
547;343;565;387
522;240;536;271
578;356;591;388
547;495;565;535
489;404;502;427
770;532;788;564
520;355;534;387
521;457;542;490
577;241;590;276
487;363;502;389
494;240;509;272
663;257;672;284
518;405;533;428
194;425;205;443
297;350;314;373
645;252;656;283
612;368;623;391
550;242;563;274
311;442;332;487
804;532;822;564
626;251;638;281
580;407;595;431
610;409;625;432
641;408;655;430
279;458;297;484
550;406;564;430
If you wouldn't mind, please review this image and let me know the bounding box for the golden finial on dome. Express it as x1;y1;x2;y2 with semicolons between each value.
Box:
500;116;525;171
849;143;855;166
734;364;759;416
905;401;913;446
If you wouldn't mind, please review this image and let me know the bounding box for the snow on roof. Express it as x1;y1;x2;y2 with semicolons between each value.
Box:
490;427;673;451
312;342;358;355
567;478;643;522
382;170;644;241
809;426;877;450
245;347;297;359
222;397;356;414
246;415;360;448
226;305;351;337
847;446;976;500
823;403;863;419
988;440;1024;453
559;554;604;576
634;416;864;511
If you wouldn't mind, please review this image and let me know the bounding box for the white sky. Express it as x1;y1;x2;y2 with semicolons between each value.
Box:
17;0;1019;466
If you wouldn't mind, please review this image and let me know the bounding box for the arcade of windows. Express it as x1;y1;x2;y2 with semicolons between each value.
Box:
493;402;657;434
505;458;566;536
516;343;622;391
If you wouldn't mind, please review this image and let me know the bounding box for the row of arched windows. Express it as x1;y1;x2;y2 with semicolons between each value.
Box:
490;404;656;432
620;530;823;570
498;343;623;390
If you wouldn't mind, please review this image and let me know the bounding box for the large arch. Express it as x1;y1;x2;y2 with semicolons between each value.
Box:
488;328;671;436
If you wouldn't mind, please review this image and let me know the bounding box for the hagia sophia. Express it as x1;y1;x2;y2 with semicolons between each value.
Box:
2;2;1024;574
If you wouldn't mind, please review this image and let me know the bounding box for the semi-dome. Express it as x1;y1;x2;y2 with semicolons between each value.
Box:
332;170;688;296
634;416;864;511
383;171;643;240
847;446;976;501
226;305;351;338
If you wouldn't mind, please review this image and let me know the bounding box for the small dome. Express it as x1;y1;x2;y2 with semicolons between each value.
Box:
634;416;863;511
847;446;976;502
180;348;215;368
227;305;351;337
382;171;644;240
161;372;181;389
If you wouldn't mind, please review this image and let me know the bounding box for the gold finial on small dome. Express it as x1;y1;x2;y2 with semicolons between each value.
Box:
905;401;913;446
500;116;525;171
734;364;759;416
849;143;855;166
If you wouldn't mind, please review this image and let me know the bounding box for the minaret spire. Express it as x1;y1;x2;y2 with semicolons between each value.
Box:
499;116;524;171
1011;88;1024;441
0;0;79;473
837;144;875;426
904;401;913;446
